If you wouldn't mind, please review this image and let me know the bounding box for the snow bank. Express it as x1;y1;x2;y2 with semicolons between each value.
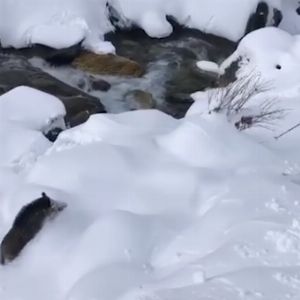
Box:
0;86;65;170
221;27;300;92
1;79;300;299
1;4;300;300
0;86;66;131
0;0;289;52
203;27;300;138
0;0;114;53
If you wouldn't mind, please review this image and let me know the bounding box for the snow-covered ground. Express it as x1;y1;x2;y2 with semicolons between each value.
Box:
0;0;299;52
1;1;300;300
1;26;300;299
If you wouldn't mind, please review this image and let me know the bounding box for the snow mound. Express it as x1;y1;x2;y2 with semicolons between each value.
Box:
0;86;66;131
1;79;300;299
221;27;300;92
211;27;300;138
0;0;292;52
0;86;65;171
0;0;112;52
1;4;300;300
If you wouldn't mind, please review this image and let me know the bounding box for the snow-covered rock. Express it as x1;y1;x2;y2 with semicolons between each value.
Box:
0;0;113;52
196;61;220;75
0;86;65;170
0;86;66;131
220;27;300;92
0;0;291;52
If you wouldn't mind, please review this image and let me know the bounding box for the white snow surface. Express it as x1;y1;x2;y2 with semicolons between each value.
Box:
196;61;220;75
2;26;300;298
1;3;300;300
0;0;297;51
210;27;300;139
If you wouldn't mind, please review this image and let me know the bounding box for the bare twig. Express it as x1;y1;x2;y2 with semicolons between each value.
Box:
274;122;300;140
207;73;285;131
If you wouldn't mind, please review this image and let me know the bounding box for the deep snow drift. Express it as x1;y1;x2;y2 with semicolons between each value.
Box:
1;27;300;300
0;0;296;52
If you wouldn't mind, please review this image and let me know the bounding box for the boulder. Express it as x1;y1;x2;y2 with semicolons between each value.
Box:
245;2;269;35
0;54;106;127
90;77;111;92
72;52;144;77
0;42;82;65
124;90;155;110
245;2;283;36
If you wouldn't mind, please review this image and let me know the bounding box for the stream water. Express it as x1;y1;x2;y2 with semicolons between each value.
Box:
0;27;235;120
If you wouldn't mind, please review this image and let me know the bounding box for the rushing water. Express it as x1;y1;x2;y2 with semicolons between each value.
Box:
1;27;235;118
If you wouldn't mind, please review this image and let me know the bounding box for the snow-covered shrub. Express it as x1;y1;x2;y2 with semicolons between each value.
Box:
207;74;286;131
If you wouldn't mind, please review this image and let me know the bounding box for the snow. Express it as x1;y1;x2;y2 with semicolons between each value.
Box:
220;27;300;92
280;0;300;35
0;86;66;131
0;86;65;170
196;61;220;75
214;27;300;138
0;0;112;52
1;2;300;300
2;54;300;299
0;0;295;52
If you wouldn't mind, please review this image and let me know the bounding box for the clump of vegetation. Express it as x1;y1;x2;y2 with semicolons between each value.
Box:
207;74;286;131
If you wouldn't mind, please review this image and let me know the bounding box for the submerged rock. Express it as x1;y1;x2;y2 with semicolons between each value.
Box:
72;52;144;77
90;77;111;92
0;193;67;265
124;90;155;110
44;127;63;142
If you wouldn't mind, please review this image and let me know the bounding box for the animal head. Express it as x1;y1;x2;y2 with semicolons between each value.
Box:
41;192;67;220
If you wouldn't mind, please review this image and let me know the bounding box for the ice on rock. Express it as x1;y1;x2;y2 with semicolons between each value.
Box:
196;61;220;75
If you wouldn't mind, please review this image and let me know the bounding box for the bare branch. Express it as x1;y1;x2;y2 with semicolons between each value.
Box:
274;122;300;140
207;73;285;131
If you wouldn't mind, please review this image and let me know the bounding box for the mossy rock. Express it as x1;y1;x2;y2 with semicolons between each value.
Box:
124;90;155;110
73;52;144;77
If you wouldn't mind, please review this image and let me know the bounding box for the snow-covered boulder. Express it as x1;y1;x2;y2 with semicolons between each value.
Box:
0;0;288;52
220;27;300;92
0;86;66;131
191;27;300;140
0;86;66;169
